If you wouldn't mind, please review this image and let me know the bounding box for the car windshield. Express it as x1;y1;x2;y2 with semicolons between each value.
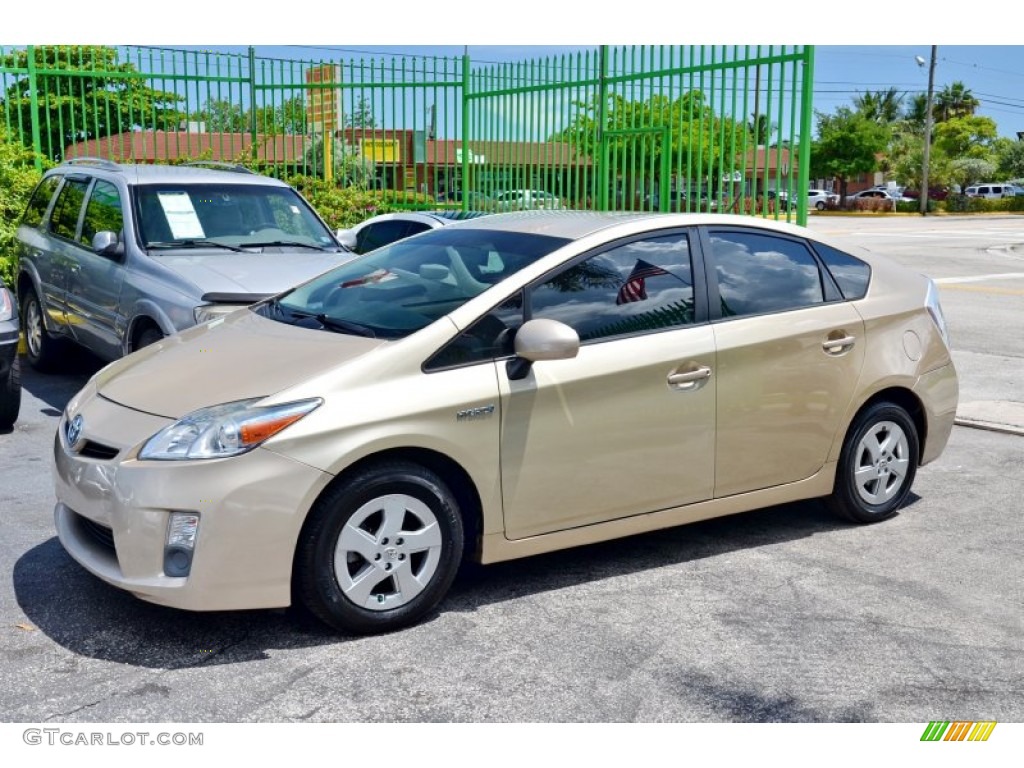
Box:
135;184;339;251
259;228;570;340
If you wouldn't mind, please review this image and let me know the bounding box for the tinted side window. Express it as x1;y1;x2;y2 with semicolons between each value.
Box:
424;294;524;370
79;180;124;247
49;178;90;240
530;233;694;342
709;231;824;318
356;220;431;253
813;243;871;300
22;176;61;227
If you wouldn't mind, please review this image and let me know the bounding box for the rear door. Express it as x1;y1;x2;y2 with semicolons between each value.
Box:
64;178;127;359
701;226;865;498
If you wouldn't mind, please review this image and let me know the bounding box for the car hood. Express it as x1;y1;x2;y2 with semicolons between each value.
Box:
95;309;386;418
155;250;350;298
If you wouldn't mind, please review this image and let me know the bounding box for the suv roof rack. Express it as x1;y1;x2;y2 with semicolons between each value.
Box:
62;157;122;171
180;161;255;174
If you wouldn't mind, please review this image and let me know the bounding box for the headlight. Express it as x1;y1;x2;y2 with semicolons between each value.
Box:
139;398;322;460
194;304;247;325
0;287;14;322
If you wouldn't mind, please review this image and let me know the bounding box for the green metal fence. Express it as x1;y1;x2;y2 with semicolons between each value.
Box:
0;44;814;223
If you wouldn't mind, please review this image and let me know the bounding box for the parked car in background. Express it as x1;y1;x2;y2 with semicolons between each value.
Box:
336;210;492;255
0;277;21;429
846;188;910;209
53;211;957;635
14;159;351;372
964;183;1016;199
808;189;839;210
492;189;562;211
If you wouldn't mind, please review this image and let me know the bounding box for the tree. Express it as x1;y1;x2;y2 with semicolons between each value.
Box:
932;115;998;160
994;137;1024;180
934;81;980;122
253;97;308;135
191;99;246;133
346;96;377;129
949;157;995;190
810;107;891;200
0;45;181;160
0;126;50;283
854;88;904;124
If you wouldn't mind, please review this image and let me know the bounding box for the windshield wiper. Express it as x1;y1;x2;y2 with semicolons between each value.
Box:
147;239;247;253
245;240;328;251
315;314;377;338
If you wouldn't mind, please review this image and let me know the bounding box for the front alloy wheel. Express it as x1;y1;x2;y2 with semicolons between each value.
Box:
828;402;919;523
295;462;464;635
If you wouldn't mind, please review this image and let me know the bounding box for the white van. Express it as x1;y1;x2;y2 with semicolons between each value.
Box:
964;183;1015;199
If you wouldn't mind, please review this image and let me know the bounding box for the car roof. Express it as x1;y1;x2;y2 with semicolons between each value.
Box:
431;209;825;242
48;159;290;188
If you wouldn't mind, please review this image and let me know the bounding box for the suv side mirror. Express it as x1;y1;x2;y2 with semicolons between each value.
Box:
336;228;356;249
506;318;580;380
92;230;121;257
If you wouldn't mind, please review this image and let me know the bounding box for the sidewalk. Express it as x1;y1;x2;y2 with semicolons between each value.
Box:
952;350;1024;437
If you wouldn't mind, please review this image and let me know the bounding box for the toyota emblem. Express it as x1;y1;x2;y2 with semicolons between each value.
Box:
66;414;85;451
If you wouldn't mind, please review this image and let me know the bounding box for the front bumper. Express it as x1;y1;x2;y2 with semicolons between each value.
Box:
53;393;332;612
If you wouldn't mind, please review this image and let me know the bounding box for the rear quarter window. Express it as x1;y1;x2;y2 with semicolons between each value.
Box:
21;176;60;227
813;242;871;300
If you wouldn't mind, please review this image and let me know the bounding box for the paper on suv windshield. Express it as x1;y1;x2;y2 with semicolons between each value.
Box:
157;192;205;239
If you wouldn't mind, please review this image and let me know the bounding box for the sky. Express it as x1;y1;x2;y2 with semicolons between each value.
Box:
7;3;1024;138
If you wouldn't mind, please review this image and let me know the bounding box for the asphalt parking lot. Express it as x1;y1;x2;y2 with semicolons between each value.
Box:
0;215;1021;724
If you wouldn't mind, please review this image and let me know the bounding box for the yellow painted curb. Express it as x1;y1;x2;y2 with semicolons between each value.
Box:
18;332;26;356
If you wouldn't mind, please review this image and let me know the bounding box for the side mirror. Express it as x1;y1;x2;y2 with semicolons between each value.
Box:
336;228;356;249
507;318;579;380
92;231;120;257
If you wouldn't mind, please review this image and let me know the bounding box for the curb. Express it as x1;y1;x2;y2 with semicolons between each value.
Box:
954;417;1024;437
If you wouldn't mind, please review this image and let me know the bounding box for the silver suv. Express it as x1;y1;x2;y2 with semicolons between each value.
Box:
15;159;351;370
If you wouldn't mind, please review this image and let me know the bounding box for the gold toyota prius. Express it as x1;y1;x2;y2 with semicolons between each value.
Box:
54;212;958;635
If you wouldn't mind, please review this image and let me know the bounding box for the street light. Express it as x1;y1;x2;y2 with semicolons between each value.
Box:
917;47;937;216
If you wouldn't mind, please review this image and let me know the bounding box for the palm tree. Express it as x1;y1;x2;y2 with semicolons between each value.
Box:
854;88;904;124
934;81;980;121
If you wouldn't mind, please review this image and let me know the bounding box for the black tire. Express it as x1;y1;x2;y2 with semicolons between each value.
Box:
0;353;20;430
135;326;164;351
295;462;464;635
21;289;66;372
828;402;919;524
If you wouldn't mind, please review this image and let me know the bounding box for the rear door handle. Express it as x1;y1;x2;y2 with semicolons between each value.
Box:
822;334;856;354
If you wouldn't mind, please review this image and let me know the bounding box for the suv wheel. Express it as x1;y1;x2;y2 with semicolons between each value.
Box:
22;289;66;372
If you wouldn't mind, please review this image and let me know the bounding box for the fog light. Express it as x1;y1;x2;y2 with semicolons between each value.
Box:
164;512;200;577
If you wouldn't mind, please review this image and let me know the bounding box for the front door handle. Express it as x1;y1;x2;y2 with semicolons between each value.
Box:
667;365;712;390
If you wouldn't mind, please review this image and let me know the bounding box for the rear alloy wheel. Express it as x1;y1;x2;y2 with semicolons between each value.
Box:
295;462;464;635
0;353;20;429
828;402;919;523
22;289;65;372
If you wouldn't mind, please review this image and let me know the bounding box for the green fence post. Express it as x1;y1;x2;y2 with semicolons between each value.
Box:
26;45;43;171
248;46;258;152
797;46;815;226
461;48;470;212
597;45;608;211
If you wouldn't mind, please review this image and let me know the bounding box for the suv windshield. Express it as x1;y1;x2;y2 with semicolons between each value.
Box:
259;228;569;340
135;184;338;250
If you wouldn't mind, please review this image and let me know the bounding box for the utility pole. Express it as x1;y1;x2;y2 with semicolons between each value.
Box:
919;46;937;216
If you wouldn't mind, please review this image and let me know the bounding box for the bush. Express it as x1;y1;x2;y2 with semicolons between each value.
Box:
0;130;48;284
285;175;400;230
